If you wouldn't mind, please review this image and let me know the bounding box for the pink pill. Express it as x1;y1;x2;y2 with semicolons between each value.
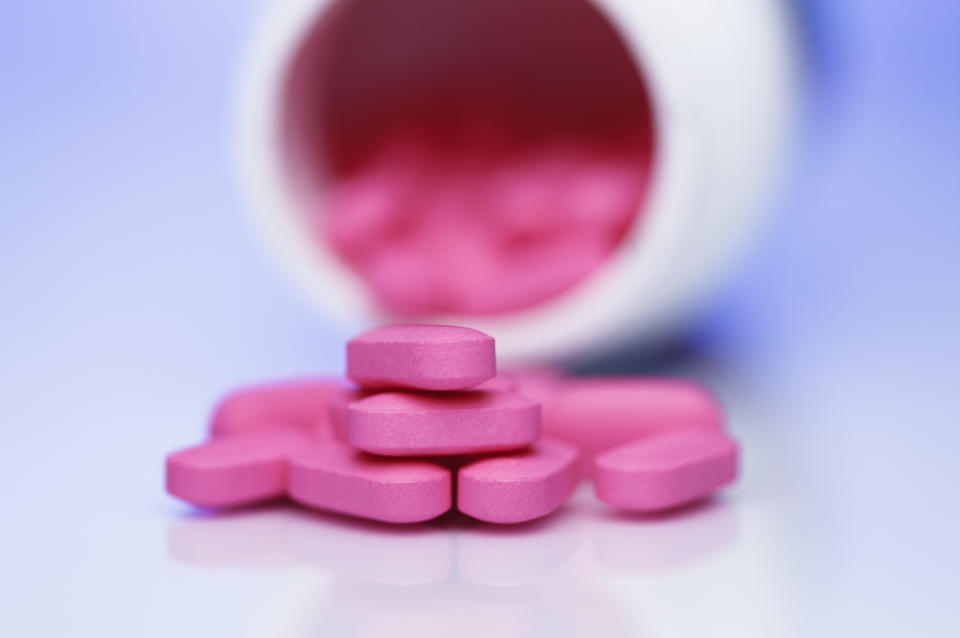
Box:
363;246;442;315
562;160;644;232
593;430;739;512
347;389;540;457
347;324;496;390
523;377;725;477
322;138;428;262
166;429;308;508
323;173;405;260
288;441;452;524
458;436;579;524
456;235;610;315
412;217;502;313
327;386;375;441
329;376;518;442
209;378;344;439
486;149;575;237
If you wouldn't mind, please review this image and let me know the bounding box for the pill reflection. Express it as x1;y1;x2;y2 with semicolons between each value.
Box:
589;497;739;572
168;506;454;586
167;486;738;637
320;580;542;638
453;512;577;587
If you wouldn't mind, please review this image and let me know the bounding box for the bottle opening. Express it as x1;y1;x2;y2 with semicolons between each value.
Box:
281;0;656;316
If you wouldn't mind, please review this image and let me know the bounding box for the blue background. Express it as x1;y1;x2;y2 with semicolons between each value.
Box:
1;1;958;635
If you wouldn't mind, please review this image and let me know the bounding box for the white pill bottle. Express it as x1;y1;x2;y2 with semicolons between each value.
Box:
236;0;797;363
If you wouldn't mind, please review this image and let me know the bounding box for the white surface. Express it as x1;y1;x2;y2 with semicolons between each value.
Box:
0;395;785;638
3;355;957;638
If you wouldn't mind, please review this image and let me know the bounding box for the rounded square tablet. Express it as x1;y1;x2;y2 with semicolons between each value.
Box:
347;324;496;390
327;376;517;441
288;441;453;524
209;378;345;439
593;430;739;512
532;377;725;477
166;429;308;508
347;389;540;457
328;386;375;441
458;436;579;524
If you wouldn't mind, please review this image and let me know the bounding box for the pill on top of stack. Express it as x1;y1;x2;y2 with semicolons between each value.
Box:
166;324;739;524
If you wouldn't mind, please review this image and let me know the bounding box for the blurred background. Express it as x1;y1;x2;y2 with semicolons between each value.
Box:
1;1;958;636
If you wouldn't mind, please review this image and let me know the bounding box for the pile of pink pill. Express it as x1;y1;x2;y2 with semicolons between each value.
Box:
166;324;738;524
316;125;650;315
